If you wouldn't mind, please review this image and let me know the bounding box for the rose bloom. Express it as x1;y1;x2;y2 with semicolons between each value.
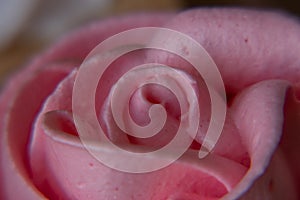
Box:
0;8;300;200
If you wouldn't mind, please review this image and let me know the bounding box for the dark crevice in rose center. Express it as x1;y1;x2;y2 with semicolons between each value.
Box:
43;110;78;136
281;86;300;191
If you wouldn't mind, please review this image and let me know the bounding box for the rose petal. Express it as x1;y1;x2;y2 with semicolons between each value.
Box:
0;62;74;199
147;8;300;92
224;80;298;199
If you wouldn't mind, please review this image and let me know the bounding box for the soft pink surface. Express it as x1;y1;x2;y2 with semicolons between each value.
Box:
0;8;300;200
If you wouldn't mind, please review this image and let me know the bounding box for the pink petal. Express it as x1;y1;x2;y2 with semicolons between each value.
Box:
0;63;74;199
225;80;298;199
147;8;300;92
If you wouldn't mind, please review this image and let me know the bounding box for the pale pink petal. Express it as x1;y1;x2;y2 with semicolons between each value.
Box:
224;80;298;199
147;8;300;92
0;63;74;199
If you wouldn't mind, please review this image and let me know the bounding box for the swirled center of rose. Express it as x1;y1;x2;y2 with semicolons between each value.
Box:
99;65;200;152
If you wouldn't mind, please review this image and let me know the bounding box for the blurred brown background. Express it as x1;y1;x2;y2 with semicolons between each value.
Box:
0;0;299;87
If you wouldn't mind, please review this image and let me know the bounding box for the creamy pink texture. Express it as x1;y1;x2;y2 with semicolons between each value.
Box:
0;8;300;200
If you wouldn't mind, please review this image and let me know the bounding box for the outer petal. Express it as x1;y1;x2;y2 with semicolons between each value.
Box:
147;8;300;92
224;80;298;199
0;63;74;199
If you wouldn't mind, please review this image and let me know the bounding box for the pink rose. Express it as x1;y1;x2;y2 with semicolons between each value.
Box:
1;8;299;200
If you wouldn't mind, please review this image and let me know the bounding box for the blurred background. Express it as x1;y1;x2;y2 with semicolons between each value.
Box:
0;0;299;86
